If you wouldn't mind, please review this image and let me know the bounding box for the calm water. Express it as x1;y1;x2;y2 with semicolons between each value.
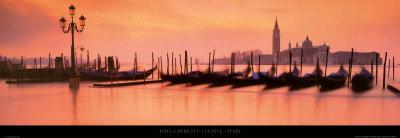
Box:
1;65;400;125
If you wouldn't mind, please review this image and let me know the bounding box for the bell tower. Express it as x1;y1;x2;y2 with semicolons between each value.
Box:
272;16;281;54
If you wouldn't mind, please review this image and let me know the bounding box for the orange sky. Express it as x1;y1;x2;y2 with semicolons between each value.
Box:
1;0;400;63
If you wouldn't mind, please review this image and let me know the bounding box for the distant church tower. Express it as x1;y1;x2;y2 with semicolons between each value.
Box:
272;17;280;54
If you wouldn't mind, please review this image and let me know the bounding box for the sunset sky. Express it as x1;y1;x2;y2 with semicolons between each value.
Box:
1;0;399;63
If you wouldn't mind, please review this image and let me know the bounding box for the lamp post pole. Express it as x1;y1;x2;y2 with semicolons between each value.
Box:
59;4;86;88
71;17;76;72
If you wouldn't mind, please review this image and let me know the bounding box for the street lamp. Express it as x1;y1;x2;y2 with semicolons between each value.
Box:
60;4;86;88
69;5;76;16
59;4;86;77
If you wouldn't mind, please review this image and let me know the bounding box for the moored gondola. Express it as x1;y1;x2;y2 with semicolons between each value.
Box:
351;67;374;92
289;60;322;90
188;70;229;86
230;73;267;88
263;63;298;89
80;66;157;81
161;71;204;84
319;64;348;91
230;63;277;88
208;64;252;87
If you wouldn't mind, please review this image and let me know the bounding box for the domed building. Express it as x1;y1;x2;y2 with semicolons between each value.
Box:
278;35;330;65
302;36;313;48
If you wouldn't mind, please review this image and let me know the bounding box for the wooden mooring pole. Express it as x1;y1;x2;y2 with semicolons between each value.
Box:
116;57;120;71
324;47;329;77
64;56;67;68
258;54;261;74
61;53;64;68
48;53;51;68
20;56;23;68
157;57;160;80
160;56;163;75
96;54;100;70
300;49;303;77
376;53;379;84
388;59;391;78
171;53;174;75
383;52;387;89
104;56;107;71
33;58;37;68
190;57;193;72
212;50;215;72
185;50;188;74
350;48;354;78
94;59;96;70
174;57;177;75
251;52;254;75
87;50;90;70
152;52;154;79
347;58;351;86
289;52;292;74
230;53;233;75
167;53;169;75
208;52;211;73
143;69;146;83
233;53;236;74
230;53;236;74
393;57;395;80
179;54;182;75
371;58;374;74
348;48;354;86
230;53;233;74
135;52;138;71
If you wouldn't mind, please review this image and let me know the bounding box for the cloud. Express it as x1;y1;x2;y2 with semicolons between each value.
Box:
0;1;55;47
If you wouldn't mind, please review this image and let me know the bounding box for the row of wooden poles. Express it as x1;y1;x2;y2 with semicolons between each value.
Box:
347;49;395;89
272;48;396;90
3;48;396;89
0;53;56;69
382;52;395;89
151;48;396;90
70;51;122;71
4;50;125;72
153;50;196;80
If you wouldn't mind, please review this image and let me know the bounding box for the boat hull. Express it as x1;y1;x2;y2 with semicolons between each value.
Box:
319;76;346;91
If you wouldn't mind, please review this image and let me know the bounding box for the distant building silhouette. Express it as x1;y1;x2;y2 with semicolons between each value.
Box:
279;36;329;64
213;17;382;65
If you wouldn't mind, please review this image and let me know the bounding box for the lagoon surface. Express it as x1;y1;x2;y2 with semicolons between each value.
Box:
1;65;400;125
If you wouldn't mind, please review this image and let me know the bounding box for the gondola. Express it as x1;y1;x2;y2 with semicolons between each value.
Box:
233;62;297;89
161;71;204;84
319;64;348;91
351;67;374;92
230;73;265;88
230;64;275;88
187;70;230;86
262;63;298;89
208;64;252;87
229;74;262;88
79;66;157;81
289;60;322;90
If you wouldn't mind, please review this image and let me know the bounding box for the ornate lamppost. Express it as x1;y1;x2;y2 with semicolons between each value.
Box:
59;4;86;88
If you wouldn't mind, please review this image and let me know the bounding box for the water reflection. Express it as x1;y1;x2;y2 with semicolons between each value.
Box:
69;88;79;125
0;65;400;125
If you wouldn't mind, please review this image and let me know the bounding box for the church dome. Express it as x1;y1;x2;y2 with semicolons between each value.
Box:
302;36;313;48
